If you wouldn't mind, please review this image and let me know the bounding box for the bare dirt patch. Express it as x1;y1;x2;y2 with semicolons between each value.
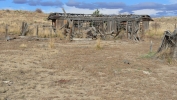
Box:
0;36;177;100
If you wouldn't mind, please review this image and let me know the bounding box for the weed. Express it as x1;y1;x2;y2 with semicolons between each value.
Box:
95;37;103;50
48;38;55;49
141;52;156;58
56;29;65;40
20;44;27;48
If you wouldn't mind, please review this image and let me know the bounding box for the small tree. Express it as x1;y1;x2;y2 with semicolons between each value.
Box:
35;8;43;13
92;9;101;17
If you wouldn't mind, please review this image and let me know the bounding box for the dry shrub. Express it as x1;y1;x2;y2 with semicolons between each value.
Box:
5;9;10;13
56;29;65;40
35;8;43;13
20;44;27;48
48;38;55;49
95;36;103;49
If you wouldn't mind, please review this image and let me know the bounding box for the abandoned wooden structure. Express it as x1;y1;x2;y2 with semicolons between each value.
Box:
47;11;153;40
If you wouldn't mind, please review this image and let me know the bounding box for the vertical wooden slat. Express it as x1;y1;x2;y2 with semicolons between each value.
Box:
141;20;144;37
68;20;73;41
110;20;112;33
126;21;128;39
131;21;135;39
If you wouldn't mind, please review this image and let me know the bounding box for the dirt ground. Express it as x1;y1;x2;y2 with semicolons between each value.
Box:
0;34;177;100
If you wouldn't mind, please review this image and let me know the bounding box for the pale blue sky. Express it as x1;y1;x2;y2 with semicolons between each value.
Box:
0;0;177;17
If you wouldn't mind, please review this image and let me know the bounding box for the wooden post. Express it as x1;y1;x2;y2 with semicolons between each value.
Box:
109;20;112;33
78;20;80;34
21;22;28;36
113;20;116;33
141;20;144;38
126;21;128;39
68;20;73;41
36;25;38;37
131;21;135;39
150;40;153;52
5;24;8;38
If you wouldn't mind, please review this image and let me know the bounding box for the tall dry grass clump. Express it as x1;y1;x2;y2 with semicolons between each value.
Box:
95;36;103;49
37;27;50;38
56;29;65;40
48;37;55;49
49;38;55;48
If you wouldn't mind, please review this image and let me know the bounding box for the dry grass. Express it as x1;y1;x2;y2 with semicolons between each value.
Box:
95;36;103;49
0;9;50;36
19;43;27;48
55;29;65;40
155;48;174;64
48;38;55;49
0;37;177;99
146;17;177;38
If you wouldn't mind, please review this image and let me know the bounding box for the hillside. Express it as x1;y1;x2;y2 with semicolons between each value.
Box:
0;9;50;36
149;17;177;35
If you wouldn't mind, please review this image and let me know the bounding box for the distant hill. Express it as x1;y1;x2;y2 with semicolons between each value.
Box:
0;9;51;36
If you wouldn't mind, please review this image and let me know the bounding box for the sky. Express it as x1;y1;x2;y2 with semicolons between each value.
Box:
0;0;177;17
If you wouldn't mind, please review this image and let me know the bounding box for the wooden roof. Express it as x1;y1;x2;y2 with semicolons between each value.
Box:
48;13;153;21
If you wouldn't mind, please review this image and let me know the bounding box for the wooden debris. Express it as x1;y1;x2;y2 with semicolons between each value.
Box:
21;22;29;36
156;29;177;59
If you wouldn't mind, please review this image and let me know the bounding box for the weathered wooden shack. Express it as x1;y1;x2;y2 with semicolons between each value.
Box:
47;12;153;40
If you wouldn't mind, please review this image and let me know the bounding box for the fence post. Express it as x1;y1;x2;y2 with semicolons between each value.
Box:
5;24;8;38
36;25;38;37
150;40;153;52
21;22;28;36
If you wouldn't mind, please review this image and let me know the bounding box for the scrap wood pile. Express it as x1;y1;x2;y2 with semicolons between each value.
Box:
156;29;177;59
